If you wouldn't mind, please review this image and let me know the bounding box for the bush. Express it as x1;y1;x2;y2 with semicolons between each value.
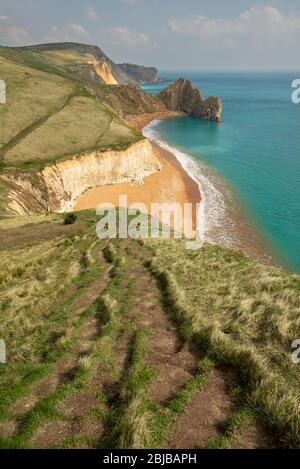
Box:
80;252;89;270
63;212;77;225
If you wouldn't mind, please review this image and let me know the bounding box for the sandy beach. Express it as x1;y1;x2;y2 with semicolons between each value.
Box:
74;141;201;234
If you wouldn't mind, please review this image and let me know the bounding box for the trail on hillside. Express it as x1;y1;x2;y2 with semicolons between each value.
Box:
0;238;275;449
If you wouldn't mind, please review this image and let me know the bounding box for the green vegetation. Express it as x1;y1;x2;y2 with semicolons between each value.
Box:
63;213;77;225
0;211;299;448
0;45;143;216
0;55;76;151
0;52;141;169
146;238;300;447
0;42;299;450
3;95;140;166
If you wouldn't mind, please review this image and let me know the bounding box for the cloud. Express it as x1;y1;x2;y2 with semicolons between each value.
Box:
7;25;29;40
69;23;88;36
44;23;89;43
85;6;99;20
0;18;30;44
169;5;300;47
107;26;150;46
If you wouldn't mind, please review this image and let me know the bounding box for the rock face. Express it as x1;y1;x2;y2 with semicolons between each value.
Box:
5;139;161;215
101;83;167;119
158;78;222;122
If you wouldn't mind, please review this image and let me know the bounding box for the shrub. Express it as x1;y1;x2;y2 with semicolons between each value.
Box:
80;252;89;270
12;267;25;278
63;212;77;225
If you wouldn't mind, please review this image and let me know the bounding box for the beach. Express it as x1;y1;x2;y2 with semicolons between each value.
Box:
142;118;277;266
74;140;201;235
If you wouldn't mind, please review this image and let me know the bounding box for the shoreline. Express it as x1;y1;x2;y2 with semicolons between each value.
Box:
143;119;276;266
74;136;201;235
75;112;276;267
126;111;183;132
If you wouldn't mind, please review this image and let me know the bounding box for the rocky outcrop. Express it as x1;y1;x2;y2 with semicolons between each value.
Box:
4;139;160;215
158;78;222;122
99;79;222;123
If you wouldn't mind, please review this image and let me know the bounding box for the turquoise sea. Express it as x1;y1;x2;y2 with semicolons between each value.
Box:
142;72;300;273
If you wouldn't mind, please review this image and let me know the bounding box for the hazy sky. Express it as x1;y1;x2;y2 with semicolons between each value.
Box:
0;0;300;70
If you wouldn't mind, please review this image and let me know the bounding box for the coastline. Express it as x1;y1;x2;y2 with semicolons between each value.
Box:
75;112;276;266
143;119;276;266
74;137;201;234
126;111;183;132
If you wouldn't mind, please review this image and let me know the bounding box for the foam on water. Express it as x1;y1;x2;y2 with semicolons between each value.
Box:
143;120;235;247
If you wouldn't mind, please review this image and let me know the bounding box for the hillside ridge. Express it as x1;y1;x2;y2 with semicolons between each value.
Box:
14;42;161;85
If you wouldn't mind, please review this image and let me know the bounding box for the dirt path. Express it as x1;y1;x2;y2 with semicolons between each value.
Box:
119;241;237;448
1;239;275;449
167;368;236;448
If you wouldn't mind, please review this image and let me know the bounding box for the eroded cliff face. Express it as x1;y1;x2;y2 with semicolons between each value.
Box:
84;53;119;85
158;78;222;122
4;139;161;216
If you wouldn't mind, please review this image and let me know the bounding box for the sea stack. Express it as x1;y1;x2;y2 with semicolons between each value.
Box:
158;78;222;122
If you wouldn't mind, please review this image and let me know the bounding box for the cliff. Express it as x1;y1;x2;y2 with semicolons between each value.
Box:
118;63;159;84
4;139;161;215
94;79;222;123
158;78;222;122
0;43;223;218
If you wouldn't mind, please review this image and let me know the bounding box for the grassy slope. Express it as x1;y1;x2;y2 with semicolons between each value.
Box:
4;95;139;166
0;212;299;448
1;43;299;449
0;50;141;168
0;47;142;215
0;56;76;150
147;238;300;446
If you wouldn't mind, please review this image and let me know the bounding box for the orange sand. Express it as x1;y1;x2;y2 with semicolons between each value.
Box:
74;142;201;235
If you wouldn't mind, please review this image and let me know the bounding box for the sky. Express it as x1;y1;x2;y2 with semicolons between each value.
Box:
0;0;300;70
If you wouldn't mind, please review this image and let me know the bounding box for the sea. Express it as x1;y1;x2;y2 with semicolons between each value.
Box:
142;71;300;273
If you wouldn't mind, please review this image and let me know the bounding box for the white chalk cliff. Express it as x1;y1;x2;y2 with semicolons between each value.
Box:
5;139;160;215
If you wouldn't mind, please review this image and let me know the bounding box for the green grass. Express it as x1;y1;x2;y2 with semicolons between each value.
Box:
104;327;156;449
0;46;144;217
145;238;300;447
4;95;139;165
0;211;300;448
0;55;76;151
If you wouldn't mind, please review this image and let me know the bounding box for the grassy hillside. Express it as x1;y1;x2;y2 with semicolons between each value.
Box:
0;46;144;216
1;43;298;450
2;43;159;86
0;51;141;170
0;55;76;150
3;94;140;167
0;211;299;448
